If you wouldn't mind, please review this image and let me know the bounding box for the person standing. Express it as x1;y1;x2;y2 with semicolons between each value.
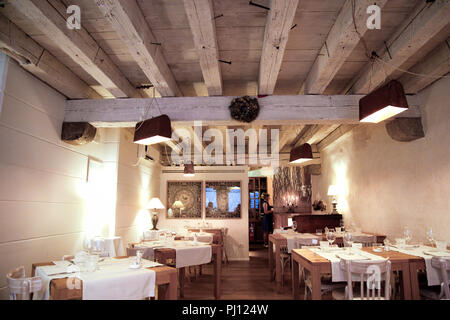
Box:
261;193;274;247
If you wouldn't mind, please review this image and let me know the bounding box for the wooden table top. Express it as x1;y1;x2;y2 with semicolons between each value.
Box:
291;247;424;265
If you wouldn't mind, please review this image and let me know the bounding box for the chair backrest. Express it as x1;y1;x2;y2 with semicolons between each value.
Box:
431;257;450;299
7;266;42;300
340;259;391;300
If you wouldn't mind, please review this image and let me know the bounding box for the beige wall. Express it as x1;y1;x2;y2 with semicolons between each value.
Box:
114;129;161;245
0;58;122;299
159;167;250;260
314;77;450;243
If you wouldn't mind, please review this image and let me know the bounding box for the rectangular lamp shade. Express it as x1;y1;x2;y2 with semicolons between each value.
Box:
290;143;313;164
359;80;409;123
134;114;172;145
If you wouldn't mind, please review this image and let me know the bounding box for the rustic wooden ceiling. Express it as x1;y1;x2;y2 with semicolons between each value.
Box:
0;0;449;166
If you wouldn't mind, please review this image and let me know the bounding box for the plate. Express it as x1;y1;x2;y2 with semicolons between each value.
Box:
129;263;143;269
423;251;450;257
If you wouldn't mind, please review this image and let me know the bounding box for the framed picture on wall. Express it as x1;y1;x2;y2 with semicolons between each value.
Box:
166;181;202;219
205;181;242;219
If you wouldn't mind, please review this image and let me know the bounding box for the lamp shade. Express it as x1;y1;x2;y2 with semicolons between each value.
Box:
172;200;184;209
327;185;339;196
359;80;408;123
289;143;313;164
184;163;195;177
134;114;172;145
146;198;165;209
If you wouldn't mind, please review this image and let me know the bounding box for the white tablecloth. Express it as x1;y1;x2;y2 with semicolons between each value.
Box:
33;261;76;300
133;240;212;269
79;257;159;300
34;258;162;300
104;236;125;257
390;245;450;286
308;247;386;282
281;233;320;253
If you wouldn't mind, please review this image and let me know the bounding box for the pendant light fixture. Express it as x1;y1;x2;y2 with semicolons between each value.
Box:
359;80;409;123
133;114;172;145
184;163;195;177
289;143;313;164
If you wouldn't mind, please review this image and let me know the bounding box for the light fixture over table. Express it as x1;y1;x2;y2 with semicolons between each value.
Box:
359;80;409;123
133;114;172;145
289;143;313;164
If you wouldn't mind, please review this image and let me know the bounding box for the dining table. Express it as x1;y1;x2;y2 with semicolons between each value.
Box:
130;241;222;299
31;256;178;300
268;230;386;293
291;246;426;300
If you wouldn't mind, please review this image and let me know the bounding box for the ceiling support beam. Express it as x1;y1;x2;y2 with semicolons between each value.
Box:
65;95;421;127
258;0;299;95
347;0;450;94
302;0;388;94
0;14;101;99
96;0;182;97
183;0;222;96
399;38;450;94
317;124;358;151
8;0;140;98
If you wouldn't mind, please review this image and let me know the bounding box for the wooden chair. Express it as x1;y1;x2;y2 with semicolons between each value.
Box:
431;257;450;299
62;255;74;261
7;266;42;300
302;246;346;300
339;259;391;300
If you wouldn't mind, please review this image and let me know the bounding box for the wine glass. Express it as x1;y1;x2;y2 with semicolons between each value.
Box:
403;226;412;244
344;231;353;254
292;221;298;232
326;230;336;250
426;227;435;248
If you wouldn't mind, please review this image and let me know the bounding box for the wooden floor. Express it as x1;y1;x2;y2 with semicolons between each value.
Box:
179;246;298;300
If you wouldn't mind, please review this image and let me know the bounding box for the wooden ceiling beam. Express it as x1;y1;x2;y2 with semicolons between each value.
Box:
183;0;222;96
65;95;421;127
347;0;450;94
0;13;101;99
399;38;450;94
96;0;182;97
259;0;299;95
317;124;358;151
8;0;140;98
302;0;388;94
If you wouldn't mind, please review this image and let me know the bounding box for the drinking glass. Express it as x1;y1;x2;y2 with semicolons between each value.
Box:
383;239;391;252
315;229;322;236
435;241;447;252
426;227;435;247
136;250;143;265
344;231;353;254
86;254;99;273
326;231;336;248
403;226;412;244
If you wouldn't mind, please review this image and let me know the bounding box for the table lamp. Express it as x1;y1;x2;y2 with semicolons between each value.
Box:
172;200;184;217
147;198;165;230
327;185;339;214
